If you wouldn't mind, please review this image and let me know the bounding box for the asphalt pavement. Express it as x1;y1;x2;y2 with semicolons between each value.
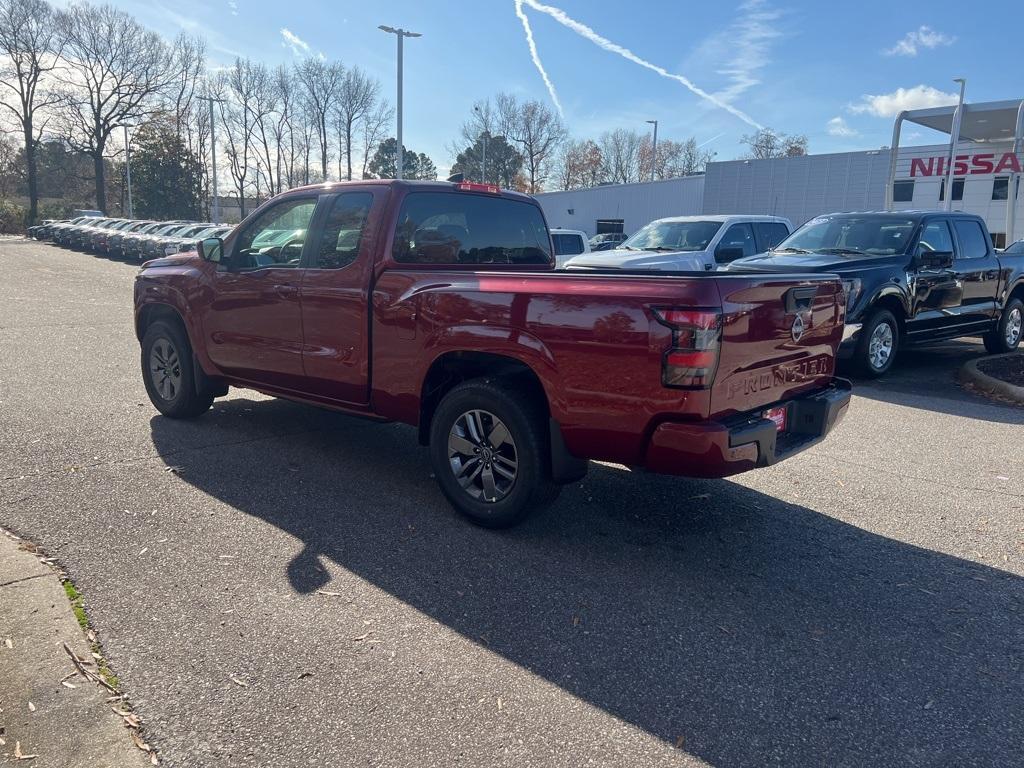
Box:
1;238;1022;767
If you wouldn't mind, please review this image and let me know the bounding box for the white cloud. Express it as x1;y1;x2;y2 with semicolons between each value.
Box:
280;28;311;57
885;26;954;57
517;0;763;129
227;1;238;16
712;0;783;103
849;85;958;118
827;116;858;137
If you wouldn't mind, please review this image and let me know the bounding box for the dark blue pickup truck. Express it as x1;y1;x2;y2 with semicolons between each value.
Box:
726;211;1024;376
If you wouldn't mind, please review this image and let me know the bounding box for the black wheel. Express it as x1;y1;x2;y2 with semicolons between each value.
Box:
141;320;214;418
983;298;1023;354
853;308;899;378
429;379;559;529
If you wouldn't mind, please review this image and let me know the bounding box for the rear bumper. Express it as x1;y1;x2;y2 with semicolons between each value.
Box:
644;379;852;478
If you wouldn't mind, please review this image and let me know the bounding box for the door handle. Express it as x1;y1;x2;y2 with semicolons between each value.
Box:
274;283;299;299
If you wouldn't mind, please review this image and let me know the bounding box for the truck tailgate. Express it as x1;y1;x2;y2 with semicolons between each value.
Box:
709;275;845;418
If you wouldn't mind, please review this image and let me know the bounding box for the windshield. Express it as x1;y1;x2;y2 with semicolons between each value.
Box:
621;220;723;252
779;215;918;256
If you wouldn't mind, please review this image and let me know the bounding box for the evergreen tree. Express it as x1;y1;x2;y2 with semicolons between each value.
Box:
131;119;203;220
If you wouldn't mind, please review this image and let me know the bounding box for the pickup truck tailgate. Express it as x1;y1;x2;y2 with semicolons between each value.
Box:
709;275;845;418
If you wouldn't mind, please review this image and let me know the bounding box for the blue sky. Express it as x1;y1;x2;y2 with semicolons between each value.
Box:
103;0;1014;175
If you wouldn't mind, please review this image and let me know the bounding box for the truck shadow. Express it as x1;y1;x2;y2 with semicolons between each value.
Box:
843;340;1024;423
149;399;1023;767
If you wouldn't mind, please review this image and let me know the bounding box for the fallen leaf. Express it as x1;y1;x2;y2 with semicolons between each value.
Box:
28;702;36;712
316;590;345;597
675;735;686;749
138;548;148;556
130;731;151;752
497;697;503;711
924;699;935;710
352;632;371;642
61;680;77;689
230;676;248;688
3;637;12;648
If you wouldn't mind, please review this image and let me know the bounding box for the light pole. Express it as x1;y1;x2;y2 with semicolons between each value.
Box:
646;119;658;182
123;124;134;218
943;78;966;212
379;25;421;180
198;95;225;222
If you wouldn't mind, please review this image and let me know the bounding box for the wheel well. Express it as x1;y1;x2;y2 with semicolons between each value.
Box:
869;294;906;330
418;352;549;446
1009;281;1024;305
136;303;186;341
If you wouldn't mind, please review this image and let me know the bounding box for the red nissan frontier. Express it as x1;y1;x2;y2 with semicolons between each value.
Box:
134;180;851;527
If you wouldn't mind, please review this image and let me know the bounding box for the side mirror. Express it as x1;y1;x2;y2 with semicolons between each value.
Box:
916;250;953;269
198;237;224;263
716;246;746;262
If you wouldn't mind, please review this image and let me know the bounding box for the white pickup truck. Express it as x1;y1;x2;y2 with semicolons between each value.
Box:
563;215;792;272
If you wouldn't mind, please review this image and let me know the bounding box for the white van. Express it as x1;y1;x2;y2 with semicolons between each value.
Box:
550;228;591;268
563;215;792;272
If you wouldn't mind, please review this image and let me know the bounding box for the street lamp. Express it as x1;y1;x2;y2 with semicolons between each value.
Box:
379;25;422;180
646;119;658;182
198;95;226;223
123;123;134;218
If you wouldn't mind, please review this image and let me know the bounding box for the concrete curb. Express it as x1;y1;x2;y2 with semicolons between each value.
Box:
959;353;1024;404
0;529;153;766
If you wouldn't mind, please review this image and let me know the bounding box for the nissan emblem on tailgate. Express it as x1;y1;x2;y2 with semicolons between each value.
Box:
791;314;805;342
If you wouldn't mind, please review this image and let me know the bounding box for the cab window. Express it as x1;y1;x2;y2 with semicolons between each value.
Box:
232;198;317;270
716;223;756;261
952;220;989;260
917;220;954;255
314;192;373;270
392;192;551;265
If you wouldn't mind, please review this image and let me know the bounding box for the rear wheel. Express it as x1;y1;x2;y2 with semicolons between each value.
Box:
141;320;214;418
853;308;899;378
429;379;559;528
983;298;1023;354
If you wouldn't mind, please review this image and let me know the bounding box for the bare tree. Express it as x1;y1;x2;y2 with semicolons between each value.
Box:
295;58;344;181
741;128;808;160
57;2;175;211
167;33;205;131
495;93;566;193
332;66;379;182
554;138;603;190
360;99;392;180
599;128;645;184
0;0;66;224
270;64;295;192
214;61;260;218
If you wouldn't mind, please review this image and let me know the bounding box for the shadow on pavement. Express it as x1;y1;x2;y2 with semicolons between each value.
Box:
150;398;1023;767
842;339;1024;423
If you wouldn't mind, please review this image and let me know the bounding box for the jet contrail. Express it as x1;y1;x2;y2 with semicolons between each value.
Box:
514;0;564;117
519;0;763;130
697;133;726;149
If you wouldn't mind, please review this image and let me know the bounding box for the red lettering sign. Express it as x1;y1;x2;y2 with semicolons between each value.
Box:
906;152;1021;176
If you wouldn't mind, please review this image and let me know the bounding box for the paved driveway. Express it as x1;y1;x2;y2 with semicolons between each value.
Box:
1;239;1022;767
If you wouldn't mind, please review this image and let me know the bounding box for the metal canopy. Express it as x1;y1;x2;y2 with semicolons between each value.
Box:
902;99;1024;143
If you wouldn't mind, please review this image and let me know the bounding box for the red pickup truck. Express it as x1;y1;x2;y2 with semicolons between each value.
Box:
134;180;851;527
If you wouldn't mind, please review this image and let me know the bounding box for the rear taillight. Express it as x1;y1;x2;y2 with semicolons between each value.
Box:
653;308;722;389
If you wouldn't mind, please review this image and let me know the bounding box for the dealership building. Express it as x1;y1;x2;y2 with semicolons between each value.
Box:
536;98;1024;249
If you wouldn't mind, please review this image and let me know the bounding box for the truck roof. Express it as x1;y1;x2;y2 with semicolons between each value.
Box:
281;179;537;204
653;214;792;224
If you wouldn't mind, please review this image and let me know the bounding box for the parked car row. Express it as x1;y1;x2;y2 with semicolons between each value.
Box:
29;216;231;262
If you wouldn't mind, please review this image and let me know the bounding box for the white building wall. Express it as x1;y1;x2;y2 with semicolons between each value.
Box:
534;176;705;238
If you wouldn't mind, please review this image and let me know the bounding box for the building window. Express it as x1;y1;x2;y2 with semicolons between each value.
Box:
939;178;964;202
595;218;624;235
892;180;914;203
992;177;1009;201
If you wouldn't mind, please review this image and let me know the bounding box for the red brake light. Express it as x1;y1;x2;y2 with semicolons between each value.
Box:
456;182;501;194
652;308;722;389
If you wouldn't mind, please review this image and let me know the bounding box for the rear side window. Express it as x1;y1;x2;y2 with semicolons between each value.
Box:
392;192;551;265
552;233;584;256
315;192;373;269
953;220;989;259
754;222;790;251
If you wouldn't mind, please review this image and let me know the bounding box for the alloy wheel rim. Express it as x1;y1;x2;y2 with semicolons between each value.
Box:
149;338;182;401
447;409;518;503
868;322;894;370
1007;307;1022;346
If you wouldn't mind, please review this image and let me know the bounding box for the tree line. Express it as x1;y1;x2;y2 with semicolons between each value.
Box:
0;0;808;227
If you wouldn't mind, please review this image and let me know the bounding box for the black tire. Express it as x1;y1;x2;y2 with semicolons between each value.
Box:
853;308;900;378
429;379;559;529
141;320;214;419
983;297;1023;354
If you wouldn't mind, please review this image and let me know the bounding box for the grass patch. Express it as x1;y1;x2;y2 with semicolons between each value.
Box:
61;577;120;690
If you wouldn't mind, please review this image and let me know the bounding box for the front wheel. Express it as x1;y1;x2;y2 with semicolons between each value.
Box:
983;298;1023;354
141;320;214;419
853;308;900;378
429;379;559;529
